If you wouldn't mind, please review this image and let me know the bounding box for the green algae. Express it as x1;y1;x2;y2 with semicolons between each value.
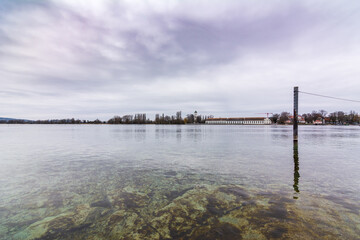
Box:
1;168;359;240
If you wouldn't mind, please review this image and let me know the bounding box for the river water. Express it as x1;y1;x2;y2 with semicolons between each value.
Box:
0;125;359;239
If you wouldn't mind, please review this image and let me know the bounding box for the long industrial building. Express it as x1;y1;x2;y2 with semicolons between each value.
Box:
205;117;272;125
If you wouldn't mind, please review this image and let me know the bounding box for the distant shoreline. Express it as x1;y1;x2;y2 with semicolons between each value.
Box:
0;122;358;126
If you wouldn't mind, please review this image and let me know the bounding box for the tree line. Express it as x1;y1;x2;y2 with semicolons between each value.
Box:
0;111;214;125
108;111;214;124
270;110;360;125
1;110;358;125
0;118;105;124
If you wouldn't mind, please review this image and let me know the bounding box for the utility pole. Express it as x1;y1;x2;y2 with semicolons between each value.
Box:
293;86;299;141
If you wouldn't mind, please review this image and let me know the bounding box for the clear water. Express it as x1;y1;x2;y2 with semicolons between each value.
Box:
0;125;359;239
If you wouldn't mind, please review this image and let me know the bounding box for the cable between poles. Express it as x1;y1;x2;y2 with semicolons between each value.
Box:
299;91;360;103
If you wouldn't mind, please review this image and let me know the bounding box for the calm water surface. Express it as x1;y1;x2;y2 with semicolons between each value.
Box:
0;125;359;239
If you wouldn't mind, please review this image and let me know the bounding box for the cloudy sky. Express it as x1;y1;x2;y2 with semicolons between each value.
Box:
1;0;360;120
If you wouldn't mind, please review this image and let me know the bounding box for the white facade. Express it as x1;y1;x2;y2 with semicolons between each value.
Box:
205;118;272;125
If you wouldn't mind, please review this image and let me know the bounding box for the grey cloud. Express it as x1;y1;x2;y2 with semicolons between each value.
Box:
0;0;360;119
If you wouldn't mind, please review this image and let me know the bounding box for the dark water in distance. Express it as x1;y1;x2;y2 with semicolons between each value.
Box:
0;125;359;239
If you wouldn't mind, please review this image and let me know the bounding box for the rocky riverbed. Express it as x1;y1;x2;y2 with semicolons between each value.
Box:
1;168;359;240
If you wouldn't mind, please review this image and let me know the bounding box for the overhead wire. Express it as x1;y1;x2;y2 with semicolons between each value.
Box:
299;91;360;103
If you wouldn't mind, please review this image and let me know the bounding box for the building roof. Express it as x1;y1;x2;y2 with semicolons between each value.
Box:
207;117;266;121
289;115;305;120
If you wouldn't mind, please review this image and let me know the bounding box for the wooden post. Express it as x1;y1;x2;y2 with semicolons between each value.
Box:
293;86;298;141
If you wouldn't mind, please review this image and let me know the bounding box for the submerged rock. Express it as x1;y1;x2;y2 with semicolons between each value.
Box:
106;185;360;240
90;199;112;209
110;191;149;210
15;204;91;240
9;183;360;240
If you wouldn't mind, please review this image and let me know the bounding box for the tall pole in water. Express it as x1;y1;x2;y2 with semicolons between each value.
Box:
293;86;299;141
293;141;300;199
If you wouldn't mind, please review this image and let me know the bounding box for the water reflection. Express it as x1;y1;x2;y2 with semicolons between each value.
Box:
293;141;300;199
1;125;360;239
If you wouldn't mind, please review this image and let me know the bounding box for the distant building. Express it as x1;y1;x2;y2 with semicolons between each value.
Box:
286;115;305;124
313;117;324;125
205;117;271;125
298;115;305;124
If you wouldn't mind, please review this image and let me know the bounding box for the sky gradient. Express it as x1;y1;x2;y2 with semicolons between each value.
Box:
1;0;360;120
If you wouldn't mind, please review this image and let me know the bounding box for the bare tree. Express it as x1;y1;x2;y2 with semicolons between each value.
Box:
319;109;327;120
278;112;290;124
271;113;280;123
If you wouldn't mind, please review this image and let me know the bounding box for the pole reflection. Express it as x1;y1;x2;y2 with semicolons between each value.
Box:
293;141;300;199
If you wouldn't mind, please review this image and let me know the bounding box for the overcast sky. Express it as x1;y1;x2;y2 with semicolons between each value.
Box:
1;0;360;120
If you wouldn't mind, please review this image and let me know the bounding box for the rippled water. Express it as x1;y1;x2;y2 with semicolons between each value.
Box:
0;125;359;239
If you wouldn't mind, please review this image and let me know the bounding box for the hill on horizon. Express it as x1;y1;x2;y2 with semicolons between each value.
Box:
0;117;32;122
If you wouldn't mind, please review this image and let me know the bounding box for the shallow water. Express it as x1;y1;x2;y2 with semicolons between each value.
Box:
0;125;359;239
